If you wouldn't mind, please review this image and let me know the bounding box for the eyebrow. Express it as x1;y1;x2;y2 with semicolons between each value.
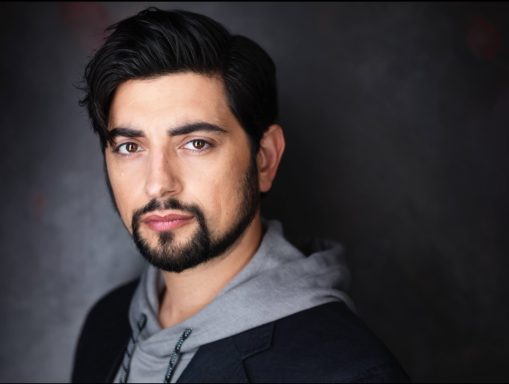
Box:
107;128;144;142
168;122;227;136
107;122;227;143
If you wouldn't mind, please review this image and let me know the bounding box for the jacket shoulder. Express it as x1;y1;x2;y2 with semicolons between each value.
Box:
71;279;139;383
245;301;410;382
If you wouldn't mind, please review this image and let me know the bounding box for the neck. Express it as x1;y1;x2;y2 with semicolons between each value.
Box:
158;213;263;328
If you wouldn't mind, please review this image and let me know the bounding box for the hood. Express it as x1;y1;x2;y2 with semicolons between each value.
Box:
119;219;353;382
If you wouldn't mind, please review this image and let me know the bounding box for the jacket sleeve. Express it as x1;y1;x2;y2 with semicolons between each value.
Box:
71;279;139;383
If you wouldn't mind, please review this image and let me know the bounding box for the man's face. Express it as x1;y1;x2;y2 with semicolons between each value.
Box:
105;73;260;272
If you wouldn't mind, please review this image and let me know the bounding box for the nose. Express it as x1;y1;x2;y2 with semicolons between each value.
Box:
144;149;182;199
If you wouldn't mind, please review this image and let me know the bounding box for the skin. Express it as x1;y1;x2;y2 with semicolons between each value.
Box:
105;72;285;328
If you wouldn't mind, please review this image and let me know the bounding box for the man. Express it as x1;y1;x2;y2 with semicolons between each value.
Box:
72;7;410;383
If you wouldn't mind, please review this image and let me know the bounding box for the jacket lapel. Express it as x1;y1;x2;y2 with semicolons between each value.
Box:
177;322;274;383
104;336;130;383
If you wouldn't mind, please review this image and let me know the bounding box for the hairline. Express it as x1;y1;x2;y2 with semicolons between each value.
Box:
102;70;262;155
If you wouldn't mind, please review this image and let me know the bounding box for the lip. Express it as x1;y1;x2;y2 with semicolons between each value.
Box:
142;212;194;232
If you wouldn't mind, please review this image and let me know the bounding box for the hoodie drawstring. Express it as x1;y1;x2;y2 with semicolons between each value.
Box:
164;328;193;383
118;314;147;383
117;314;193;383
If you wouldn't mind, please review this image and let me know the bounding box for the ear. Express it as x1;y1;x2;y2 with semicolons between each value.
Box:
256;124;286;193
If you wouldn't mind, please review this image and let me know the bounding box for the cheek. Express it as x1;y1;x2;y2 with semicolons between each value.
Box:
189;153;249;220
106;157;142;231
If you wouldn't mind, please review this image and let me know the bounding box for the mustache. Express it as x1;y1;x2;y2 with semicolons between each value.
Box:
132;198;206;229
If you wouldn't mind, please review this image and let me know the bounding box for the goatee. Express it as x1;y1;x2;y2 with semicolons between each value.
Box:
130;157;260;273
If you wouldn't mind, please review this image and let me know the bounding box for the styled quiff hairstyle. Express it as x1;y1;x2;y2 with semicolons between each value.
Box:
80;7;278;154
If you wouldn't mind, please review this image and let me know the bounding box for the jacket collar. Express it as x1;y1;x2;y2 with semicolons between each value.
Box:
177;322;274;383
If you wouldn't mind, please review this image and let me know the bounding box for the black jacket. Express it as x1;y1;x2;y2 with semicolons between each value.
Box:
71;280;410;383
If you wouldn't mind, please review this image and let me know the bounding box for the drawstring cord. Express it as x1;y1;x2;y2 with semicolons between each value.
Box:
164;328;193;383
117;314;193;383
118;314;147;383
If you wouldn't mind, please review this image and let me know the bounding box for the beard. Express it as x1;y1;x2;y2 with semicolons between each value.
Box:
129;156;260;273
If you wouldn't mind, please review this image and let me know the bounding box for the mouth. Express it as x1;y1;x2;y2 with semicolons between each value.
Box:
141;212;194;233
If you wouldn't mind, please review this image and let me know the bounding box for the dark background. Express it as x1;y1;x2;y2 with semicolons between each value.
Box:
1;2;508;382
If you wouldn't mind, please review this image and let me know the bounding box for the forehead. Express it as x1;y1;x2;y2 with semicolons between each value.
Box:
108;72;235;130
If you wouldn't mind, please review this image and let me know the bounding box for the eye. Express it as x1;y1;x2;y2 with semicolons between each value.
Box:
183;139;211;152
115;142;143;155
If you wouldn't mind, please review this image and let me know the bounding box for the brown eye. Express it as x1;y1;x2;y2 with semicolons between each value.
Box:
192;140;206;150
116;142;142;155
126;143;138;152
183;139;211;152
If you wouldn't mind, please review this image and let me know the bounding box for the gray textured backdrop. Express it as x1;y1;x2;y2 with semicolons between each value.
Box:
1;2;508;382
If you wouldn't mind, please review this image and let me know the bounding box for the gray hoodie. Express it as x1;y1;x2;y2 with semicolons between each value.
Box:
114;219;353;383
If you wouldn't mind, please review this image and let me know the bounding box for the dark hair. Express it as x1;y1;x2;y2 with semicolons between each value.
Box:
79;7;278;154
